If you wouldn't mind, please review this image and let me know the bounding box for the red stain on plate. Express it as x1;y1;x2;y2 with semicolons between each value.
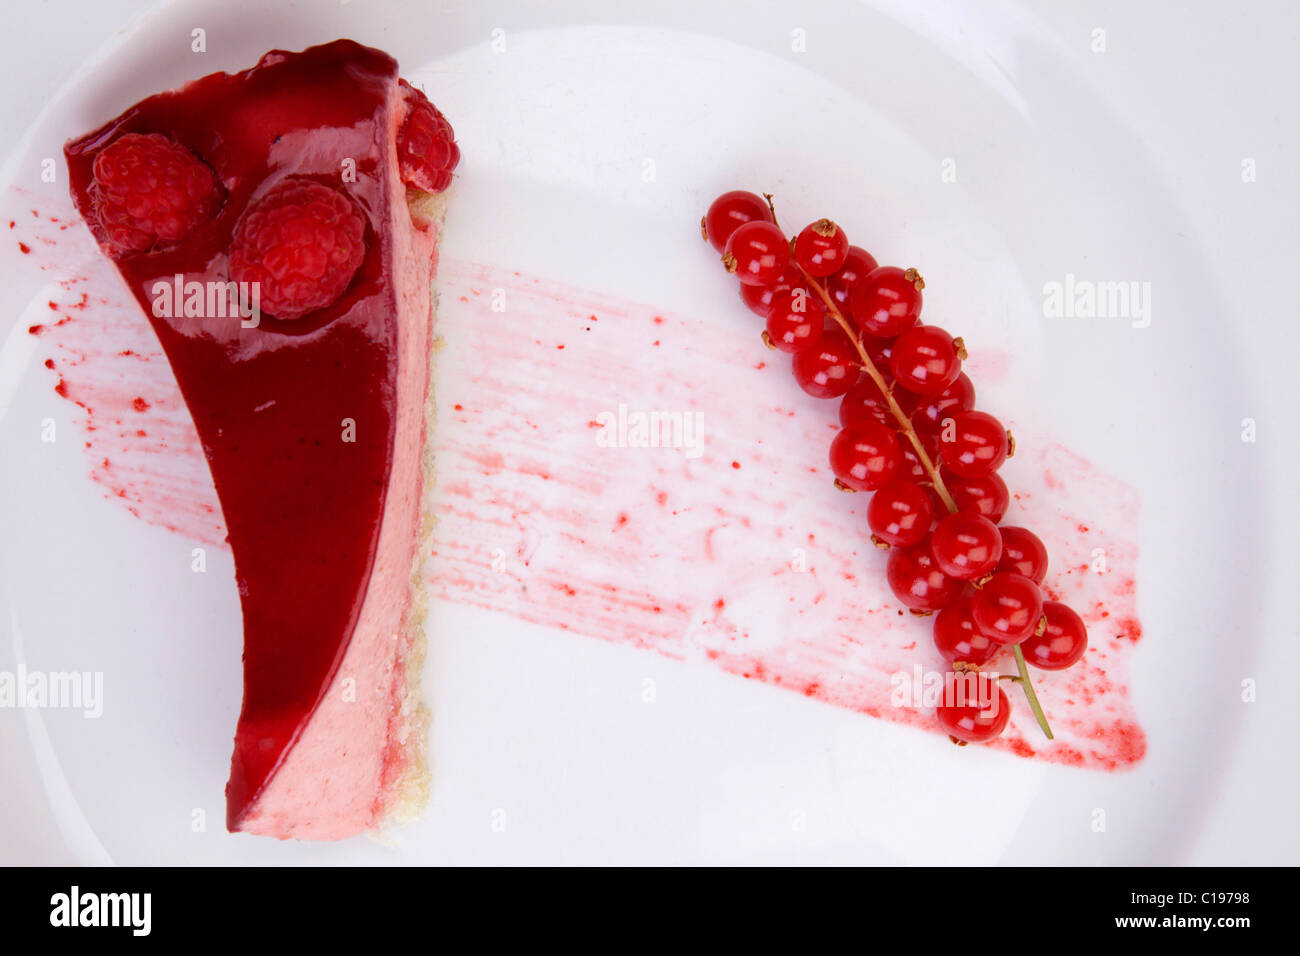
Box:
14;197;1146;769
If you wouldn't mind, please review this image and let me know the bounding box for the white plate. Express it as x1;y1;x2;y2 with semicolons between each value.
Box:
0;0;1283;864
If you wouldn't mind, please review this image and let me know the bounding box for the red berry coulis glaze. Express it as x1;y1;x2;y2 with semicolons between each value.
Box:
63;40;411;828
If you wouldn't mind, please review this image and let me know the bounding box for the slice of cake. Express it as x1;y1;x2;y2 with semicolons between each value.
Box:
63;39;459;840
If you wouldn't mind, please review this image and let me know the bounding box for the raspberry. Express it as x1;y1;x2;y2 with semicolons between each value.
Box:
91;133;223;253
228;178;367;321
396;80;460;193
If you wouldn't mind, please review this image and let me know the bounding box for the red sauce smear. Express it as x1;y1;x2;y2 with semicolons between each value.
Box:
17;219;1146;772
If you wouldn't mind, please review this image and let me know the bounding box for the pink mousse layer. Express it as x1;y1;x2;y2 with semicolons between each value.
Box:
235;82;440;840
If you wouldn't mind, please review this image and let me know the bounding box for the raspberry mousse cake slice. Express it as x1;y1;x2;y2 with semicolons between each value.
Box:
63;40;459;839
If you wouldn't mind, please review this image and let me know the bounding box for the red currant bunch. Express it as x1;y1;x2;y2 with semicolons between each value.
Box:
704;189;1092;747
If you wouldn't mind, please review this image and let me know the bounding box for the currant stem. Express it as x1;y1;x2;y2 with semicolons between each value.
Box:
765;201;957;510
1012;644;1054;740
765;190;1055;743
791;273;960;512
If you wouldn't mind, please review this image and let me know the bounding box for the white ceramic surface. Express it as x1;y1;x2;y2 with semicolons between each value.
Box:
1;0;1296;865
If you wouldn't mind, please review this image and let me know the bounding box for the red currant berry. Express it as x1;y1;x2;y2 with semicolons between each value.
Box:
860;333;897;377
739;266;809;319
890;325;962;397
940;410;1009;478
940;467;1010;523
896;443;929;482
912;372;975;435
794;219;850;277
912;428;940;460
703;190;772;253
937;672;1010;743
723;220;790;286
971;572;1043;645
867;479;933;547
825;246;879;316
997;527;1049;584
791;329;860;398
840;373;916;427
931;512;1003;580
933;595;999;666
1021;601;1088;670
849;265;923;338
829;422;901;492
839;376;893;429
886;541;962;612
764;290;824;353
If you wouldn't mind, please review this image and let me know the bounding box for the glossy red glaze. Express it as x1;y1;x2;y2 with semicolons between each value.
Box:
64;40;407;829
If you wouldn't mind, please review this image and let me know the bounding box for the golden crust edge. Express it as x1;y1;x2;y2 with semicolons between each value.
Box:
375;186;451;838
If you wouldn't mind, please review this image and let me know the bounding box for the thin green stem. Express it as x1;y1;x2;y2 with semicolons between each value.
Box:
801;267;959;512
1013;644;1054;740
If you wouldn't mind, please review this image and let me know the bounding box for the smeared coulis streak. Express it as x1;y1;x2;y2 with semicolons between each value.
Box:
20;214;228;544
19;208;1144;768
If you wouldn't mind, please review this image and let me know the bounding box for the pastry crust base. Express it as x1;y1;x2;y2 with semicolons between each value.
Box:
376;186;450;836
